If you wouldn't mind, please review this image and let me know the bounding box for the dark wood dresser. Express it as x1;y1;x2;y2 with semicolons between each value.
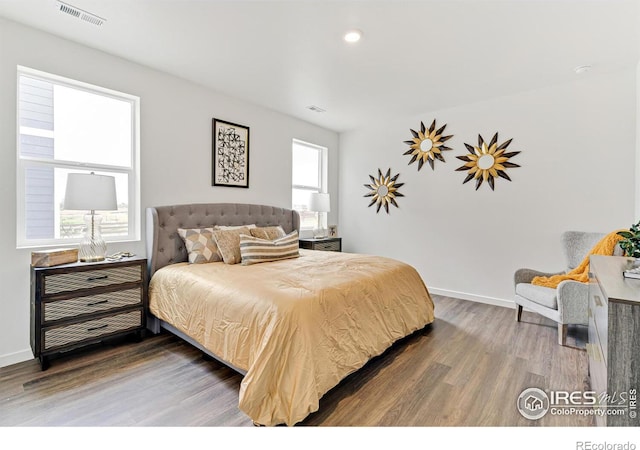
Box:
299;237;342;252
588;255;640;426
31;256;147;370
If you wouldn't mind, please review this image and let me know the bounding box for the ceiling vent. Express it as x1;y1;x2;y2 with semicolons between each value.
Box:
307;105;326;113
56;1;106;26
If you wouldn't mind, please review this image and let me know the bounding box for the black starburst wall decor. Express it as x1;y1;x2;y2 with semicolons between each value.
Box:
455;133;521;191
403;119;453;170
364;168;404;214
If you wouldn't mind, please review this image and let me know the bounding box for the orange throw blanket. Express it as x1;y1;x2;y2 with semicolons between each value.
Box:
531;231;624;288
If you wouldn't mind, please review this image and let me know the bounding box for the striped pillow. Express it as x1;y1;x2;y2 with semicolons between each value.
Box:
240;231;300;265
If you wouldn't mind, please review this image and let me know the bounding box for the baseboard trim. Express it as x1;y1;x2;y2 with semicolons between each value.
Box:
429;287;515;309
0;348;33;369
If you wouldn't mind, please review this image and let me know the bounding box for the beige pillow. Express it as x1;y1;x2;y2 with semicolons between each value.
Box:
240;231;299;265
177;228;221;263
211;227;252;265
250;226;286;241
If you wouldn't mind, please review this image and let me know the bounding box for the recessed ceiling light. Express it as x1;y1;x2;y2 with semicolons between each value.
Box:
344;30;362;43
574;65;592;75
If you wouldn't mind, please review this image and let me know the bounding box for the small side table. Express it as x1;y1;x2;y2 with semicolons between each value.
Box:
299;237;342;252
30;256;147;370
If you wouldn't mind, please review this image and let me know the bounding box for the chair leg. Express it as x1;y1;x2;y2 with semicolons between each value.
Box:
515;304;523;322
558;323;568;346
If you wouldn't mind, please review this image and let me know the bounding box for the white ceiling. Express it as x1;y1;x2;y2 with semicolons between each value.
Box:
0;0;638;132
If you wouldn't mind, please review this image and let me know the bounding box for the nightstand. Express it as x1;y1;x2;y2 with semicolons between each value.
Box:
299;237;342;252
30;256;147;370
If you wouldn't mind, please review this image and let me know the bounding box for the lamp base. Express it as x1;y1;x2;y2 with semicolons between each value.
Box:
78;213;107;263
313;228;328;239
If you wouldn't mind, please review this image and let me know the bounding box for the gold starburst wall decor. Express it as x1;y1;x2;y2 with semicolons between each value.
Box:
403;120;453;170
364;168;404;214
455;133;521;191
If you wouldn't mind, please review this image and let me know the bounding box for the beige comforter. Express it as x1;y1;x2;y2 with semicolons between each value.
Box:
149;249;435;426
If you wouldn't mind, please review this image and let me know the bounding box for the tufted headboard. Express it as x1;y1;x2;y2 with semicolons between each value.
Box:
146;203;300;278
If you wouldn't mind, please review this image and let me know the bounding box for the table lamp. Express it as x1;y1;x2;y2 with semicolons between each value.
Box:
64;172;117;262
309;192;330;238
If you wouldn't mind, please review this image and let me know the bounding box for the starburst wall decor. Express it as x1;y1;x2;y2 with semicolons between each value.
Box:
403;120;453;170
455;133;521;191
364;168;404;214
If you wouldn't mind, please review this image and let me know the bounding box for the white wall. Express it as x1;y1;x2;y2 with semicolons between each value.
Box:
0;18;338;367
636;60;640;220
339;69;636;307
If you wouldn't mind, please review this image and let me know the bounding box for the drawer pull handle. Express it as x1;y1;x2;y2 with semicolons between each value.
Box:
593;295;603;307
86;300;108;307
87;275;108;282
87;324;108;332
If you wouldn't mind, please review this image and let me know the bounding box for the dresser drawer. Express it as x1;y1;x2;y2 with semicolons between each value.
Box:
43;287;143;322
314;241;341;251
43;310;142;350
299;238;342;252
43;265;143;295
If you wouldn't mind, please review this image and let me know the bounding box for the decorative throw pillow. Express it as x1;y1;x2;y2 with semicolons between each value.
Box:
240;231;300;266
177;228;221;263
250;226;286;241
211;227;252;265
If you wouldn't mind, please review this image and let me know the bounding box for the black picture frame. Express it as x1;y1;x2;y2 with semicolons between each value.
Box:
212;118;250;188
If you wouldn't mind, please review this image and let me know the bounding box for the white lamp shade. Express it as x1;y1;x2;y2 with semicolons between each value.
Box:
64;173;118;211
309;192;330;213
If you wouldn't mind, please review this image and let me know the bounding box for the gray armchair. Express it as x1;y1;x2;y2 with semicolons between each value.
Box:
514;231;614;346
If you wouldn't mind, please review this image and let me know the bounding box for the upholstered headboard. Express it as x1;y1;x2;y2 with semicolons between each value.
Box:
146;203;300;278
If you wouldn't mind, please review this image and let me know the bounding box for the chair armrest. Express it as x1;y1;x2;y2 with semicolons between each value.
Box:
514;268;563;286
613;243;624;257
557;280;589;324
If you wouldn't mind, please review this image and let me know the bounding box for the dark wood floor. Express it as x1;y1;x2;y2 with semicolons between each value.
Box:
0;295;594;427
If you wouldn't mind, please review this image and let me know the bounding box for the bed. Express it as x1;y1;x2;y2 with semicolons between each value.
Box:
146;203;435;426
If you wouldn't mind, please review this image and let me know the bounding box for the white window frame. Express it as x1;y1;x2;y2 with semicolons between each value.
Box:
292;139;328;231
16;66;141;249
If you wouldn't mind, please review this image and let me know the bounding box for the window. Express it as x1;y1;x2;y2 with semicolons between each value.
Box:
16;66;140;248
292;139;328;230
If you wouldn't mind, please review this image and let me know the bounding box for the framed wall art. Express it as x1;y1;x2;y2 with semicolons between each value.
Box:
212;118;250;188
